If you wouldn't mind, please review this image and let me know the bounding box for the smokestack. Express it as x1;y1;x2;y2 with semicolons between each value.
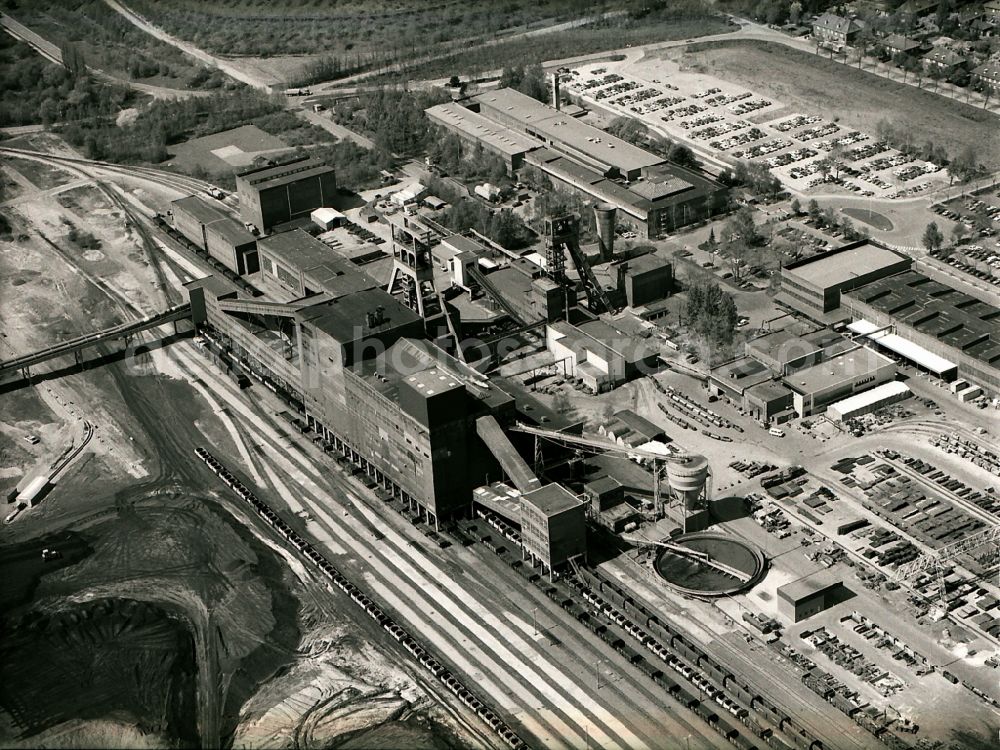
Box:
594;203;617;261
552;73;561;111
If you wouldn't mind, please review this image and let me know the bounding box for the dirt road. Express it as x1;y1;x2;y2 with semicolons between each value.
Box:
101;0;273;90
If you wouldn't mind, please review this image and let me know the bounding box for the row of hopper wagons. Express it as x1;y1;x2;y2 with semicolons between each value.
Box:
569;566;826;750
193;447;528;750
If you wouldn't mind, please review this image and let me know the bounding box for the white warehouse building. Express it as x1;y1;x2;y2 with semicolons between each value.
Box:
826;381;912;421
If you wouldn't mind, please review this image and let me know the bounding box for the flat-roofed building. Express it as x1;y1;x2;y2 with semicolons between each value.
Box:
709;356;773;402
520;483;587;575
584;475;624;512
778;571;844;622
779;241;912;319
547;318;660;392
171;195;259;275
472;87;662;180
236;157;337;233
783;346;896;416
827;381;912;421
525;149;727;239
842;270;1000;393
746;329;826;374
431;91;727;238
257;229;378;299
745;380;795;424
614;253;673;307
426;101;543;173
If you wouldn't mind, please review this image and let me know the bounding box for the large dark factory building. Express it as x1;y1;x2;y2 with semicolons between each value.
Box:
236;157;337;233
185;240;556;525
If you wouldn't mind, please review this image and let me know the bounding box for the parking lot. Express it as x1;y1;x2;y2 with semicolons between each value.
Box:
563;61;951;199
930;189;1000;289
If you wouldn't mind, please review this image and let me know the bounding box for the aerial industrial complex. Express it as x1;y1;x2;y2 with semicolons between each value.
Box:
2;5;1000;750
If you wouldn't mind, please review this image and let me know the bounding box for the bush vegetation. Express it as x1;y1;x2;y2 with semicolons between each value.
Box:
59;89;285;162
394;9;731;82
425;177;532;250
124;0;708;59
333;87;451;155
605;117;700;170
0;35;138;127
14;0;212;87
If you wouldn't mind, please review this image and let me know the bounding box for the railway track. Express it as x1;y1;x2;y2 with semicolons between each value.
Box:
0;147;223;202
194;447;526;750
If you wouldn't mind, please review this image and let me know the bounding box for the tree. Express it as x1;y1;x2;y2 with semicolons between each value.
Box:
606;115;649;145
489;209;525;249
922;221;944;252
499;65;525;90
950;144;980;182
518;64;548;103
807;199;821;222
828;142;847;180
684;281;739;352
950;222;968;245
667;142;698;169
552;391;574;414
725;206;761;247
790;198;801;215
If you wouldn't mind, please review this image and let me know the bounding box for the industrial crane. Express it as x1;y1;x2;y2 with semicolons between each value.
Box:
890;524;1000;617
510;422;711;526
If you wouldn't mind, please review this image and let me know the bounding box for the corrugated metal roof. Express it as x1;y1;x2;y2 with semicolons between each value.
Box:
827;380;910;417
847;319;957;374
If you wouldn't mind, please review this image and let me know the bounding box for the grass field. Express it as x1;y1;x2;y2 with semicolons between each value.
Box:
667;40;1000;169
166;124;293;175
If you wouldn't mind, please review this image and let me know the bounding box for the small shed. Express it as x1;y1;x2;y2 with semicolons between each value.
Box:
310;207;345;230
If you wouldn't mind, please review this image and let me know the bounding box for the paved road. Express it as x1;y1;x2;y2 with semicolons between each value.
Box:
298;108;376;150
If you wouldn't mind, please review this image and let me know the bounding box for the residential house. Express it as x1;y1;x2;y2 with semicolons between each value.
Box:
986;0;1000;24
881;33;923;58
923;45;969;74
813;13;862;46
972;60;1000;89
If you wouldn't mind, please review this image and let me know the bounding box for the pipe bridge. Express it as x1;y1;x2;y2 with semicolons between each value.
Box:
0;303;191;377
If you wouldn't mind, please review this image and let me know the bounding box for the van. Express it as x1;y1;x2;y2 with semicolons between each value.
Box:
769;428;785;438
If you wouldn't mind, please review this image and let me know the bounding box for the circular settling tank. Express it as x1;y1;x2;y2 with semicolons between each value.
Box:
653;532;765;597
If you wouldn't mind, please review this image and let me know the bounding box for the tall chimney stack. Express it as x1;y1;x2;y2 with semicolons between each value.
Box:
552;73;561;111
594;203;617;262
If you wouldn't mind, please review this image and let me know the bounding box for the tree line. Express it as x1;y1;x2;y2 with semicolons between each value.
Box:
604;116;700;170
333;87;452;157
60;88;286;163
